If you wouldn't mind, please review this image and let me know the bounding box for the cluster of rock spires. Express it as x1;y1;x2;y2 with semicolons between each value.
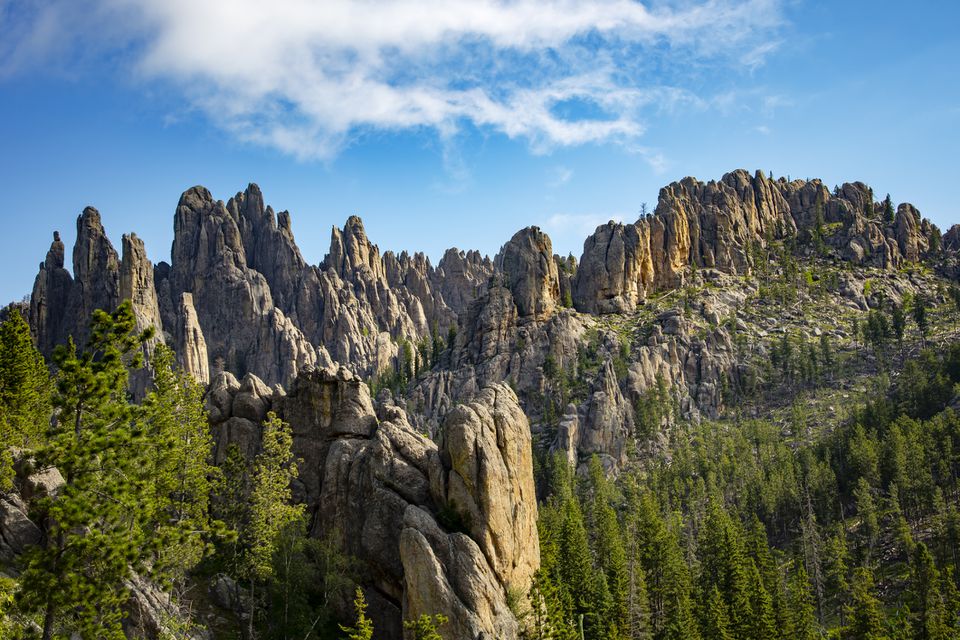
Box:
29;171;947;392
205;366;537;638
22;169;957;638
31;185;494;394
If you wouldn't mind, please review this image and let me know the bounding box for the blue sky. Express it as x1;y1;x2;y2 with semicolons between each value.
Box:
0;0;958;303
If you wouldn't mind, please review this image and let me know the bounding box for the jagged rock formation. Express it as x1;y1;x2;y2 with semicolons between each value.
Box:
29;171;943;395
573;170;941;313
30;185;493;389
19;168;956;636
205;367;538;640
26;172;951;463
495;226;560;318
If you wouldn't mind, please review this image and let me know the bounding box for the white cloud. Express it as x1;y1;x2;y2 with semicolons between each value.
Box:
2;0;785;158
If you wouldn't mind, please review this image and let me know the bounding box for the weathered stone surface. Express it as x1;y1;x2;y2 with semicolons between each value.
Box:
177;293;209;385
22;466;65;501
120;232;164;398
438;384;539;594
572;170;937;314
574;221;652;313
206;369;538;640
495;227;560;318
29;232;73;355
0;494;41;557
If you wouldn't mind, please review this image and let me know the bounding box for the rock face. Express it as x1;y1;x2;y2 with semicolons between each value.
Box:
206;368;538;640
28;171;938;393
573;221;652;314
30;185;494;389
19;169;951;636
573;170;939;314
495;227;560;318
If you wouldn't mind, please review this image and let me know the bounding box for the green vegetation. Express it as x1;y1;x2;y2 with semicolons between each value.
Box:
340;587;374;640
403;613;449;640
533;342;960;639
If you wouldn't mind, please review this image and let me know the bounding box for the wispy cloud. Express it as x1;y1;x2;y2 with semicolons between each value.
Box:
2;0;786;159
548;166;574;188
544;212;626;240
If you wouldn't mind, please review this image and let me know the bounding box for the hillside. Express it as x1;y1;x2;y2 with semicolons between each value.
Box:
1;169;959;639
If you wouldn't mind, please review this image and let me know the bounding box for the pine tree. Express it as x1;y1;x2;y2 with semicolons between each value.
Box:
891;304;906;348
883;195;896;224
558;496;594;631
403;613;448;640
240;412;305;638
340;587;374;640
0;309;51;488
702;586;733;640
854;477;879;561
587;457;630;634
142;343;222;586
660;527;699;640
913;296;929;347
746;559;777;640
528;570;578;640
787;562;818;640
844;566;888;640
908;543;949;640
17;301;153;640
820;525;850;626
626;544;651;640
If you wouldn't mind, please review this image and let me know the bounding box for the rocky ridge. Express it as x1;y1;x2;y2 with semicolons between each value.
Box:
18;169;960;638
204;366;538;639
27;171;956;470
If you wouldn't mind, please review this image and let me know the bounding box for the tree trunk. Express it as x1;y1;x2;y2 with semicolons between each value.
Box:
41;599;55;640
248;579;256;640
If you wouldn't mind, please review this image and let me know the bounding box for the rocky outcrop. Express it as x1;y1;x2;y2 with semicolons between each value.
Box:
206;368;538;640
433;249;493;316
495;227;560;318
573;170;938;314
120;233;164;396
176;293;209;385
573;221;652;314
28;185;500;388
29;232;72;355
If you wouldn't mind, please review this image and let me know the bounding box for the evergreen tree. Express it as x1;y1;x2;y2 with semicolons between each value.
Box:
891;304;906;347
908;543;949;640
948;285;960;313
853;477;879;560
142;343;222;586
403;613;448;640
340;587;374;640
787;562;818;640
912;296;929;347
660;527;699;640
702;586;733;640
0;309;51;488
824;526;851;627
240;412;305;638
528;570;578;640
587;457;630;635
17;302;153;640
558;496;594;633
844;567;888;640
883;195;896;224
746;559;777;640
